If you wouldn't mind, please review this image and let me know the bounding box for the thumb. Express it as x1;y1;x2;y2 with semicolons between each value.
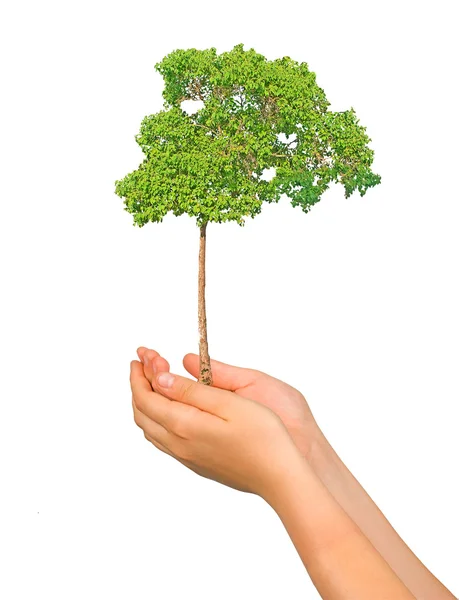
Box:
183;353;260;392
154;370;233;419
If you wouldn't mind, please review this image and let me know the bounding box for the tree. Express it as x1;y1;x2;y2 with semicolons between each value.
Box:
115;43;382;385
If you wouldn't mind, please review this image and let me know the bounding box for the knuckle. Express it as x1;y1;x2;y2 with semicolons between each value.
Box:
133;393;146;413
173;440;192;462
249;368;264;381
133;409;142;429
170;406;197;439
166;411;182;435
180;382;195;403
145;434;164;454
172;416;189;439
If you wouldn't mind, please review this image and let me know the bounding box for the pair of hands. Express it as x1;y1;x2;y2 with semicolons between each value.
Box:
130;348;319;501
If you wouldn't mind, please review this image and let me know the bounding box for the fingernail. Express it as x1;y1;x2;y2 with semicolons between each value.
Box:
157;372;174;388
144;355;150;367
151;359;157;374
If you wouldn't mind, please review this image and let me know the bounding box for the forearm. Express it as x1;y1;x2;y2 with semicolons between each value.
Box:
306;429;456;599
265;454;414;599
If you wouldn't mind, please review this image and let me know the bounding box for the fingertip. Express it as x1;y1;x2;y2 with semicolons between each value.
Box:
153;355;170;372
183;354;200;379
183;353;199;368
130;360;139;374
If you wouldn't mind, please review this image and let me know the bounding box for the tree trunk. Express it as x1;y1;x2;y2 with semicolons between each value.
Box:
198;222;213;385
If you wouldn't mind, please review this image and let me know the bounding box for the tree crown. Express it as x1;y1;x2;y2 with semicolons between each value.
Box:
115;43;381;227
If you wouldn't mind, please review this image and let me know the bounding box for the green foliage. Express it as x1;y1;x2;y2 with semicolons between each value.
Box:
115;43;381;228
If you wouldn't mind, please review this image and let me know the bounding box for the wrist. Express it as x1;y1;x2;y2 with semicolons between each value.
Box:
265;450;359;562
267;460;415;598
300;425;343;482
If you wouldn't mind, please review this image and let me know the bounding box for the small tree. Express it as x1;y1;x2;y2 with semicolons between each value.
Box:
115;43;381;385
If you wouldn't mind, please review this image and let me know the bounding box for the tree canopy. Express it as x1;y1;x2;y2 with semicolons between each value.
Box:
115;43;381;228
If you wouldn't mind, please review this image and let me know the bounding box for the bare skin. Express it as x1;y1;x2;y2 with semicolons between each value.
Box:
133;347;456;600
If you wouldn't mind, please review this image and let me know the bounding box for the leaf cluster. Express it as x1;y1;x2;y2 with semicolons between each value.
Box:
115;43;381;227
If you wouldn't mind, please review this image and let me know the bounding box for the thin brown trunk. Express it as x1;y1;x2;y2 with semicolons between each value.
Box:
198;222;213;385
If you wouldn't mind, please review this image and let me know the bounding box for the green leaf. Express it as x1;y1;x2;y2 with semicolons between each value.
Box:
115;43;381;227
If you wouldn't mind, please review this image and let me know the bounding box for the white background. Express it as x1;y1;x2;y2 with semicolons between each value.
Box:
1;0;458;597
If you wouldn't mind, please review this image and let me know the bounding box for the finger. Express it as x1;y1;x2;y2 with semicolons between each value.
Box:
143;431;207;479
143;431;174;457
137;347;159;372
137;347;159;363
132;398;170;447
142;349;161;386
131;361;178;428
132;364;206;436
136;347;148;360
130;360;154;397
153;355;170;373
146;353;170;387
153;370;232;420
137;348;171;390
183;353;261;391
